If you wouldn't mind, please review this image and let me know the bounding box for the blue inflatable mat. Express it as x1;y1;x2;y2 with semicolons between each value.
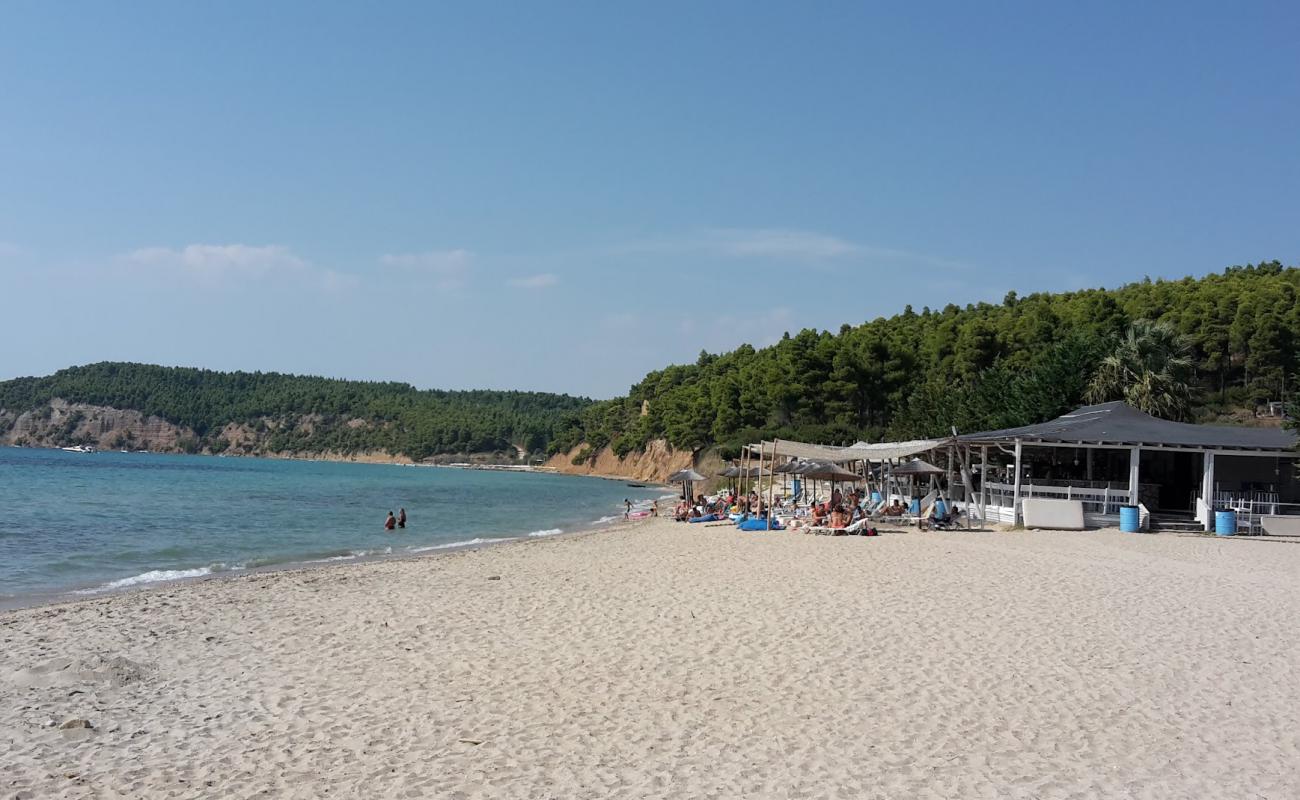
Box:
687;513;720;523
737;519;783;531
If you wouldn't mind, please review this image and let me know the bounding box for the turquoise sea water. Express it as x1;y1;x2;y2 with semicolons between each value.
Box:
0;447;666;606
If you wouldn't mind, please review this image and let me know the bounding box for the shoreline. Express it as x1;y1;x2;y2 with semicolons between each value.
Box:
0;508;664;615
4;520;1298;797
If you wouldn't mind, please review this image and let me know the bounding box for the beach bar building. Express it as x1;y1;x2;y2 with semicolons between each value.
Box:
742;401;1298;534
955;402;1299;532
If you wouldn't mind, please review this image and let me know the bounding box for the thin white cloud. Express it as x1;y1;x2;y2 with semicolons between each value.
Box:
508;272;559;289
126;243;307;279
122;243;354;292
600;227;969;270
379;249;473;291
708;228;860;259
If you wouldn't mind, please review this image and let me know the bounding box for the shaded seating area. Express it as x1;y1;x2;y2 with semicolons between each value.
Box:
675;401;1298;537
956;402;1300;533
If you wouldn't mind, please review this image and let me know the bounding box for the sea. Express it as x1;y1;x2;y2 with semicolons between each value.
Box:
0;446;668;608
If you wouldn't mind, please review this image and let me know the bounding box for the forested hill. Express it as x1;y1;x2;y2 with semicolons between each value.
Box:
548;262;1299;463
0;363;593;460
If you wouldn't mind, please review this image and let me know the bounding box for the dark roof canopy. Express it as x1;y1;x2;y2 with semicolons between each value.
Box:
959;402;1297;452
666;469;707;483
890;458;945;476
792;461;861;480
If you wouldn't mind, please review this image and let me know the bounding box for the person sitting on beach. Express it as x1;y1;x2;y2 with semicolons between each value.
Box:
398;508;407;529
384;511;396;531
881;501;905;517
829;505;848;530
810;504;828;527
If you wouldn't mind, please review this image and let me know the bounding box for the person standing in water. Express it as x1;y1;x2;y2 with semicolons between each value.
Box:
384;511;396;531
624;499;632;519
398;508;407;529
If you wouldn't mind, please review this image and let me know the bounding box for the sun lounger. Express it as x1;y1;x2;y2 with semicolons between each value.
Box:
808;517;872;536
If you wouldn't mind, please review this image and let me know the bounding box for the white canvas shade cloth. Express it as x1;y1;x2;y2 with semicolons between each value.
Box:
746;438;948;463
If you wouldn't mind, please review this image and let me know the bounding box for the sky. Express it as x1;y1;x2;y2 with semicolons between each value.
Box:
1;1;1297;398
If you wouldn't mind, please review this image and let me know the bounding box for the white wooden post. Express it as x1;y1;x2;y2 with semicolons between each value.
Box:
1128;445;1141;507
1012;439;1023;525
979;445;988;522
1201;451;1216;531
759;442;769;528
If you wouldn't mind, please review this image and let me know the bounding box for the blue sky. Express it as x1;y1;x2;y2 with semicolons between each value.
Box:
2;2;1297;398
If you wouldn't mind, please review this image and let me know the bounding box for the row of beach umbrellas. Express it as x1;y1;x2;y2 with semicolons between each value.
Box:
672;459;945;497
713;458;945;482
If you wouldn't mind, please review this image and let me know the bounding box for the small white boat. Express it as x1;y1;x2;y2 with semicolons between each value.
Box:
60;444;96;453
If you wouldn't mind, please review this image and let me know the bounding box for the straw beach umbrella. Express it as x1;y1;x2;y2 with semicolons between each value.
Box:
889;458;945;510
793;461;860;505
667;468;707;501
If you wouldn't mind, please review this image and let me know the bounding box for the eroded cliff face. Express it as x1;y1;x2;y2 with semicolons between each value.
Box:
542;439;697;483
0;400;411;463
0;399;192;452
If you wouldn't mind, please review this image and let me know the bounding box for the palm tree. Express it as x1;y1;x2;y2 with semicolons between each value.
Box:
1086;319;1194;420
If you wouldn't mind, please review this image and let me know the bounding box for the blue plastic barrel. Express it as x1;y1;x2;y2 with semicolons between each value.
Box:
908;499;920;514
1215;510;1237;536
870;491;882;503
1119;505;1140;532
934;500;947;516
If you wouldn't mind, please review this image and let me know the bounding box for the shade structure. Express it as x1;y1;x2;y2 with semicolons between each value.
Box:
889;458;944;476
747;437;948;463
667;469;707;483
718;466;739;478
957;400;1296;451
793;461;860;481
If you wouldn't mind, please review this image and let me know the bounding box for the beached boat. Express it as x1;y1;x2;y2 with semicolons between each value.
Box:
60;444;96;453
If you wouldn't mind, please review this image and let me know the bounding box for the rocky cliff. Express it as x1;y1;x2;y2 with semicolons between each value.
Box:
0;399;194;452
542;439;715;483
0;400;491;464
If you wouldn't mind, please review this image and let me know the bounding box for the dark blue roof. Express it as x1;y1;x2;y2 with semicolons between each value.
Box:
958;402;1296;451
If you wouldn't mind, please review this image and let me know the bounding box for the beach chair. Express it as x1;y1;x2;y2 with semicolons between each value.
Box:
808;517;872;536
897;490;937;528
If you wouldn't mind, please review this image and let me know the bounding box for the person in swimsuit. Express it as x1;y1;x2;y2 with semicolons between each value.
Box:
384;511;396;531
398;508;407;528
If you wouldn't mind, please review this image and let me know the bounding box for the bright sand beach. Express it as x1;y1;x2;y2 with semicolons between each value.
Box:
3;520;1299;799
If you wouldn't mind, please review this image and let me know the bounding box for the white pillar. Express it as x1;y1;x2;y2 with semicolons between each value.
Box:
1201;451;1216;531
1012;439;1023;525
979;444;988;523
1128;446;1141;507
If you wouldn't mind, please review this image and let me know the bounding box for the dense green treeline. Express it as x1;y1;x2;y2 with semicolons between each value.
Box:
0;363;592;459
551;262;1299;461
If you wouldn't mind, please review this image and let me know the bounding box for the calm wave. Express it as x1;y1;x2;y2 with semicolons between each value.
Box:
0;447;666;605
